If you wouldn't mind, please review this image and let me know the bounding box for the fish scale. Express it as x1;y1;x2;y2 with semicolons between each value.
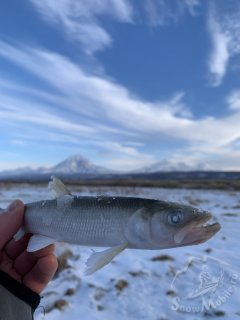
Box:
24;196;144;247
0;176;221;274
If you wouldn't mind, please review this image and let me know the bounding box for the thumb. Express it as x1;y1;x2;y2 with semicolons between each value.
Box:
0;200;24;250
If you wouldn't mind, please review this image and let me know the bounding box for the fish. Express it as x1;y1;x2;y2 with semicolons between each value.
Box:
1;176;221;275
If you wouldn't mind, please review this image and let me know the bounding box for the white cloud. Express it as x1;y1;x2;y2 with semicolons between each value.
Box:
0;95;94;135
143;0;200;27
95;141;156;171
184;0;201;16
0;41;238;147
0;41;240;170
29;0;133;53
207;2;240;86
0;41;193;137
29;0;201;44
207;12;229;86
227;90;240;110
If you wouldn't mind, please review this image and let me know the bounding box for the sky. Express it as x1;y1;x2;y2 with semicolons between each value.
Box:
0;0;240;172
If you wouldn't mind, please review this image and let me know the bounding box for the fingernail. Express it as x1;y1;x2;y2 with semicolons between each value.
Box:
7;200;22;212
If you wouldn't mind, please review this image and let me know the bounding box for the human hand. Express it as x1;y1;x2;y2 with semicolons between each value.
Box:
0;200;58;294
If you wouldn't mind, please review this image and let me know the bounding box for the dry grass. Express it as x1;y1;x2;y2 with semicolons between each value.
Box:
151;254;174;262
55;249;74;278
1;178;240;190
115;279;129;293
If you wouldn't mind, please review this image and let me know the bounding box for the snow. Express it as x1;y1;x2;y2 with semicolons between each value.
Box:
0;184;240;319
52;155;109;174
0;155;110;177
139;159;212;172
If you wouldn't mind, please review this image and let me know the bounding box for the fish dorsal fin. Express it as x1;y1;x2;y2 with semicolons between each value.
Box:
27;234;56;252
48;176;72;198
85;243;128;275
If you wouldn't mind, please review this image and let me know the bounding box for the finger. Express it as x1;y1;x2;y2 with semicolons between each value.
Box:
13;244;55;276
0;251;22;282
0;200;24;250
32;244;56;258
13;251;38;276
4;234;31;260
23;254;58;294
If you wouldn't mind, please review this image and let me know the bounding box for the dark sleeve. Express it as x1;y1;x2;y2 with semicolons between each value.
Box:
0;270;41;320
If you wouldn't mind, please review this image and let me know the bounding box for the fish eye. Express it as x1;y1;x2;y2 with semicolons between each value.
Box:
168;211;183;225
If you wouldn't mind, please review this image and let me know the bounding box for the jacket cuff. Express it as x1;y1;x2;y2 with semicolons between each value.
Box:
0;269;41;311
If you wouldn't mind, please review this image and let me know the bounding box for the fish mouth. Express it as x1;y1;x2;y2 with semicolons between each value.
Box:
174;213;221;246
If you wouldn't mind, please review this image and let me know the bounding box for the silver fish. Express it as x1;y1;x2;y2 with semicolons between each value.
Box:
4;177;221;274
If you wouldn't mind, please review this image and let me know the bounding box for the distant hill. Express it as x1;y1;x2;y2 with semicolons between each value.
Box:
0;155;111;179
0;155;239;189
137;159;212;173
0;166;46;178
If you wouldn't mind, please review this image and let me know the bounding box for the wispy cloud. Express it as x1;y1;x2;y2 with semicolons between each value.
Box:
207;10;229;86
0;93;94;135
226;89;240;110
28;0;201;53
0;41;193;138
207;1;240;86
0;41;240;170
143;0;200;27
29;0;133;53
184;0;201;15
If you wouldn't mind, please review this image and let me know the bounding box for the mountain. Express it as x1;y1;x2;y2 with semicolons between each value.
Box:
137;159;212;173
0;155;238;184
51;155;110;175
0;155;111;179
0;155;215;181
0;166;33;176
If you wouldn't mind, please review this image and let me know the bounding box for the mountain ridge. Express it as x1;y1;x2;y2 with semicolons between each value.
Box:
0;155;216;178
0;155;110;178
138;159;212;173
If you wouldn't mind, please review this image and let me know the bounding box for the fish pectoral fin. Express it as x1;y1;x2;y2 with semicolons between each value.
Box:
85;243;128;276
48;176;72;199
27;235;57;252
14;227;26;241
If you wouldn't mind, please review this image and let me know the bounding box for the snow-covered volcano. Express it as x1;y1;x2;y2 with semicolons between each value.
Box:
51;155;110;174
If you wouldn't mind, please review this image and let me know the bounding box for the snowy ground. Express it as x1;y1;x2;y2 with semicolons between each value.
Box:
0;183;240;320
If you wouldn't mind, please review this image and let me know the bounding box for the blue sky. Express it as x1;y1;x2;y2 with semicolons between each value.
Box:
0;0;240;171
